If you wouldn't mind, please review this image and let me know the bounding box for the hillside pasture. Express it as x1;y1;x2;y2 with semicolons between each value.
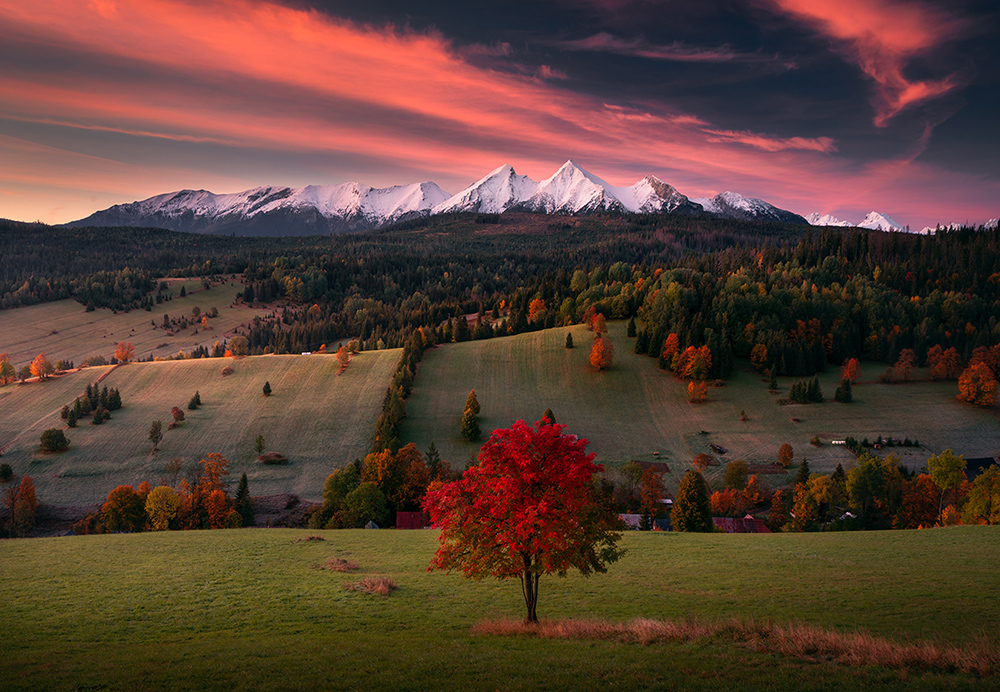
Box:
0;351;399;505
0;278;273;367
1;527;997;691
401;322;1000;491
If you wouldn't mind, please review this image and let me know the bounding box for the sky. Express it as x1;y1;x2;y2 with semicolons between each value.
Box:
1;0;997;229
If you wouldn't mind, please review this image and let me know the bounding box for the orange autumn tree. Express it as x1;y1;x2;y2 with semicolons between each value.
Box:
528;298;547;324
677;345;711;380
957;362;997;407
750;344;769;373
894;349;916;381
639;467;666;525
114;341;135;363
926;345;962;380
589;334;614;371
335;345;351;374
687;381;707;403
29;353;54;381
662;333;680;367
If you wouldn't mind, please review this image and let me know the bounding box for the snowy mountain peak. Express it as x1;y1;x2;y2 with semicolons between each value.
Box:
806;212;851;227
858;211;905;232
691;191;807;225
432;164;539;215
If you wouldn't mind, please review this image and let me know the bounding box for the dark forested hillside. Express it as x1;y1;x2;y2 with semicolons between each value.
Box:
3;214;1000;372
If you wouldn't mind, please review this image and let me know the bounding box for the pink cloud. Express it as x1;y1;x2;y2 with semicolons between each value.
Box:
703;129;837;153
763;0;965;126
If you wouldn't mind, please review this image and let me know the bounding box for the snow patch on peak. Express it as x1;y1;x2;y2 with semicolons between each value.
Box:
987;218;999;229
858;211;905;232
806;212;851;227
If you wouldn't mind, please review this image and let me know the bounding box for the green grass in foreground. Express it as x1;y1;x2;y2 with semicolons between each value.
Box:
2;527;998;691
0;352;400;504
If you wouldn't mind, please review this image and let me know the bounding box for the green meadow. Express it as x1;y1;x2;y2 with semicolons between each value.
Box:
2;527;997;691
0;277;271;367
0;351;400;505
401;322;1000;490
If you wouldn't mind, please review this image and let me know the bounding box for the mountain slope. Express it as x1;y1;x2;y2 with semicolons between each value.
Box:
691;191;808;225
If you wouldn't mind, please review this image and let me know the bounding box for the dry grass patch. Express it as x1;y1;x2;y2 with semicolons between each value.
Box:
324;557;360;572
344;575;397;596
474;617;999;676
293;535;325;543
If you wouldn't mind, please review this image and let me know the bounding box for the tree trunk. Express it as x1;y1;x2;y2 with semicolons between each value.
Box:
520;554;539;624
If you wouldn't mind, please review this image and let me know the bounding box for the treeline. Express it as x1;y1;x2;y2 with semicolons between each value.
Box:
5;216;1000;369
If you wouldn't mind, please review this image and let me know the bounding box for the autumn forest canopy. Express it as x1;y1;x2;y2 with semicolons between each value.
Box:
2;213;1000;372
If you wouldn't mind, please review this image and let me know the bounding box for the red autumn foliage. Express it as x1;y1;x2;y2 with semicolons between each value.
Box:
925;345;962;380
423;420;623;623
841;357;861;383
894;474;941;529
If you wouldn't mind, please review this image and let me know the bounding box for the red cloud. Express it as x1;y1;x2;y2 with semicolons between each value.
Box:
764;0;964;126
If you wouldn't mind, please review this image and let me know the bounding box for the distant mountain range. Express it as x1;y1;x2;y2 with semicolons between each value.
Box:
65;160;811;236
65;160;994;237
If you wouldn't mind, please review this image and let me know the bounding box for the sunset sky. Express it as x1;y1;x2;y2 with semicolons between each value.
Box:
1;0;997;229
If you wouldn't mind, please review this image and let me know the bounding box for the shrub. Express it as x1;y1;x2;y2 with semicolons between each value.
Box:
40;428;70;452
0;463;12;482
325;557;361;572
258;452;289;465
344;575;397;596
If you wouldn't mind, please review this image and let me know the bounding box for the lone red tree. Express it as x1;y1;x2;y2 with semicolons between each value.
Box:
423;420;624;624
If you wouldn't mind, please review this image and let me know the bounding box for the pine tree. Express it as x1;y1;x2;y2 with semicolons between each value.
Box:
235;472;254;527
835;378;853;403
541;408;556;426
565;332;574;349
463;390;480;416
768;368;778;391
796;459;811;487
426;441;441;480
672;470;713;532
66;408;78;428
626;317;636;337
460;408;481;442
262;381;272;397
108;388;122;411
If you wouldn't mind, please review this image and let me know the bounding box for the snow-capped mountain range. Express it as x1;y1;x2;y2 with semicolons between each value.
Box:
65;160;806;235
807;212;999;234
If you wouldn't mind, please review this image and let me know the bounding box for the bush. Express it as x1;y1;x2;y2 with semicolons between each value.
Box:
258;452;289;465
0;463;12;482
40;428;70;452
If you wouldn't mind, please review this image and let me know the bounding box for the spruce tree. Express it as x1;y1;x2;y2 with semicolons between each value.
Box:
460;408;481;442
426;441;441;480
565;332;574;349
235;472;254;527
108;388;122;411
541;408;556;426
768;368;778;391
262;381;272;397
626;317;636;337
463;390;480;416
672;470;713;532
835;378;853;403
796;459;811;487
66;408;78;428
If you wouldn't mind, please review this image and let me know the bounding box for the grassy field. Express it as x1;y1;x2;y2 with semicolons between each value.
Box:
0;351;400;505
401;322;1000;491
2;526;998;691
0;277;274;367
